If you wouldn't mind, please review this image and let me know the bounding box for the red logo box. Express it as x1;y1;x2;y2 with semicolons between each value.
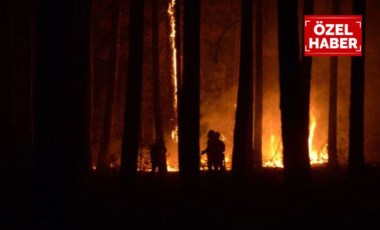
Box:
304;15;362;56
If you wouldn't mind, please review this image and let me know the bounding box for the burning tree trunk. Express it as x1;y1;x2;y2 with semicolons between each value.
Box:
178;0;200;183
34;0;91;203
232;0;254;177
328;0;339;167
175;0;182;89
152;0;167;173
349;0;366;175
97;0;120;171
253;0;263;168
277;0;311;185
0;0;11;164
120;0;145;186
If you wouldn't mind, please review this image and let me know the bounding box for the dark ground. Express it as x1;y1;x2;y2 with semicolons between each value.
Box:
4;166;380;229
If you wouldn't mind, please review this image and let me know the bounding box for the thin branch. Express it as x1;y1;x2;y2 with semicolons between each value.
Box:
213;18;241;62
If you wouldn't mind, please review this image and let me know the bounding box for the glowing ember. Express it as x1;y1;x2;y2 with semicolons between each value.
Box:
263;111;328;168
92;165;97;171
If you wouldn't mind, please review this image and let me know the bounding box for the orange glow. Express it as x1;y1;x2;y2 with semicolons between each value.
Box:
263;111;328;168
168;0;178;111
171;126;179;143
308;114;329;165
167;161;178;172
167;0;179;171
263;134;283;168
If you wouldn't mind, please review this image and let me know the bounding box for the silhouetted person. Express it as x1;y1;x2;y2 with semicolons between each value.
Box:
201;130;226;171
201;129;217;171
150;137;166;174
214;132;226;171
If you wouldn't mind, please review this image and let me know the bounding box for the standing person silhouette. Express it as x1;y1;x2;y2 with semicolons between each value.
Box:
201;130;217;171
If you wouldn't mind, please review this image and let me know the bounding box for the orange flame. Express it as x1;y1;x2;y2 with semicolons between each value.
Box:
168;0;178;111
167;0;179;171
264;111;328;168
167;160;178;172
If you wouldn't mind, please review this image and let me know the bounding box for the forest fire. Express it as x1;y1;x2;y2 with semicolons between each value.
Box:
171;126;179;143
167;161;178;172
263;111;328;168
168;0;179;144
166;0;179;171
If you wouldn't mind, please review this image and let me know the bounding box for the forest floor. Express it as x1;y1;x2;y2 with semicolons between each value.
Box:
6;165;380;229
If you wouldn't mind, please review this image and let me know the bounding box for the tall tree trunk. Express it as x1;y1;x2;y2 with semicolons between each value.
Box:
120;0;145;186
349;0;366;175
7;0;36;162
328;0;339;167
277;0;311;185
0;0;11;165
253;0;263;168
178;0;200;183
34;0;91;217
300;0;314;168
232;0;254;177
97;0;120;171
30;0;36;151
89;1;95;168
152;0;167;173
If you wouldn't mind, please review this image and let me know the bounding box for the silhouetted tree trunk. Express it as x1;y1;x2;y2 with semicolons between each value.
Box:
34;0;91;218
277;0;311;185
328;0;339;167
301;0;313;126
178;0;200;184
98;0;120;171
152;0;167;173
253;0;263;168
6;0;36;162
120;0;145;187
89;1;95;168
30;0;36;150
232;0;254;177
349;0;366;175
0;0;11;165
